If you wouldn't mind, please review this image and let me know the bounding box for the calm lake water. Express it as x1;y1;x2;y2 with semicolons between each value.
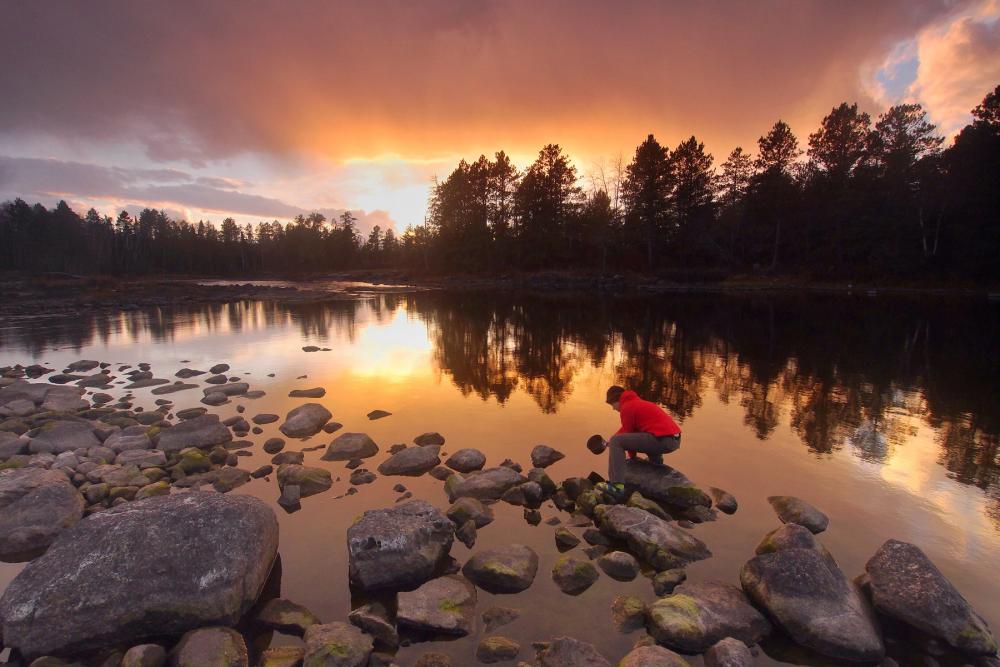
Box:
1;289;998;666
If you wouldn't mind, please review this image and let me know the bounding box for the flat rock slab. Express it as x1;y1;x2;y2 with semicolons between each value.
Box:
741;546;883;662
767;496;829;534
150;383;198;395
322;432;379;461
377;445;441;476
289;387;325;398
0;492;278;659
865;539;997;656
0;467;84;562
463;544;539;593
414;432;445;446
597;505;711;570
303;622;373;667
536;637;611;667
397;575;477;637
648;581;771;653
202;382;249;397
28;421;99;454
157;414;232;452
444;467;526;502
279;403;332;438
623;459;711;508
347;499;454;591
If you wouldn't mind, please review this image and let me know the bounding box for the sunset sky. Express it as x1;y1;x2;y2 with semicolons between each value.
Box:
1;0;998;234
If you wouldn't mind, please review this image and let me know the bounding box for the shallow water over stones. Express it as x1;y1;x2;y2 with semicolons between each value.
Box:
0;289;998;665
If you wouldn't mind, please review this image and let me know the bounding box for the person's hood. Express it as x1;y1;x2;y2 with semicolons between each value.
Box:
619;390;639;403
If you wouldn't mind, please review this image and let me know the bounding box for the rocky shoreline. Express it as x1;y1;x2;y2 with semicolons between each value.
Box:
0;359;997;667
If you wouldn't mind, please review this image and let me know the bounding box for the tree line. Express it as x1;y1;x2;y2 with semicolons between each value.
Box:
1;85;998;282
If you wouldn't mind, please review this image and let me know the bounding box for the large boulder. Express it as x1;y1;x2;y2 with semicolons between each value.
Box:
647;581;771;653
462;544;539;593
0;467;84;561
0;492;278;659
28;421;100;454
741;543;883;662
302;622;373;667
377;445;440;476
596;505;711;570
157;415;232;453
535;637;611;667
321;432;378;461
279;403;332;438
767;496;829;534
865;539;997;656
347;500;454;591
396;575;477;636
623;459;711;508
444;466;526;502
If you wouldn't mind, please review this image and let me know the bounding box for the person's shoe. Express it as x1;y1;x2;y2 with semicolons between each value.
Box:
595;482;628;503
647;453;664;466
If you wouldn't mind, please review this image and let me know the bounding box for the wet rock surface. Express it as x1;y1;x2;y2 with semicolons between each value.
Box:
647;581;771;653
0;467;84;561
767;495;829;534
597;504;711;570
445;466;525;502
551;555;599;595
321;432;379;461
396;575;477;636
302;621;373;667
377;444;441;476
463;544;539;593
279;402;332;438
622;459;711;508
0;492;278;659
618;645;691;667
535;637;611;667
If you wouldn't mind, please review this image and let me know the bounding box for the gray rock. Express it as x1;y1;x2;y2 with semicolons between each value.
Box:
150;383;198;396
348;601;398;648
456;519;476;548
263;437;285;454
444;466;526;502
377;445;440;476
28;422;100;454
618;645;690;667
551;555;599;595
767;496;829;534
201;392;228;406
535;637;611;667
209;364;230;374
597;551;639;581
653;569;687;596
125;378;170;389
169;626;247;667
648;581;771;654
703;637;752;667
202;382;248;397
253;413;279;425
175;407;207;420
0;492;278;659
0;431;28;458
596;505;711;570
623;459;711;508
302;621;373;666
67;360;100;372
121;644;167;667
367;409;391;420
446;497;494;528
530;444;565;468
414;432;445;446
289;387;325;398
258;647;304;667
347;499;455;591
254;598;321;636
708;487;738;514
865;539;997;656
157;415;232;452
174;369;205;379
397;575;477;636
115;449;166;468
482;606;520;632
213;467;251;493
0;467;84;561
276;464;332;497
463;544;539;593
279;403;332;438
611;594;647;632
104;429;153;453
555;527;580;550
321;432;379;460
741;546;882;662
272;451;303;465
445;448;486;473
251;465;273;478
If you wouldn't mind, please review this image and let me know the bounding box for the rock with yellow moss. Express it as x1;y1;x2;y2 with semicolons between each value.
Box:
647;581;770;653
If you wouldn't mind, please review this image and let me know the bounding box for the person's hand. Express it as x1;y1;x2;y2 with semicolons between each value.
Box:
586;434;607;454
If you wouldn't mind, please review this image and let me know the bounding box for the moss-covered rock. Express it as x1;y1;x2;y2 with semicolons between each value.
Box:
551;555;599;595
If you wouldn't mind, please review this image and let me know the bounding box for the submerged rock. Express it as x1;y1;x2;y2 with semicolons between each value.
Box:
279;403;332;438
302;622;373;667
0;492;278;659
463;544;539;593
597;505;711;570
482;606;521;632
0;467;84;561
321;432;379;461
535;637;611;667
767;495;829;534
446;497;494;528
740;542;882;662
396;575;477;636
865;539;996;656
377;445;441;476
477;635;520;663
647;581;771;654
347;499;454;591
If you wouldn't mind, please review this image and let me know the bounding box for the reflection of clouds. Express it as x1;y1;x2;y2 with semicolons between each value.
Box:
347;309;433;382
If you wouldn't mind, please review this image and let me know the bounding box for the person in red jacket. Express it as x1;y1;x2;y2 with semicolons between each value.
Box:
599;386;681;498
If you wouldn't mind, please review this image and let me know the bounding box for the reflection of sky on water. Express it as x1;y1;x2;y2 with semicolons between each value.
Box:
1;292;998;664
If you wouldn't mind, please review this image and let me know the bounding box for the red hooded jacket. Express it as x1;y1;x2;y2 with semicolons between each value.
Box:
615;390;681;438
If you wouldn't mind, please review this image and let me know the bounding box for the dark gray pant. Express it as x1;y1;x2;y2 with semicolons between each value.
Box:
608;432;680;483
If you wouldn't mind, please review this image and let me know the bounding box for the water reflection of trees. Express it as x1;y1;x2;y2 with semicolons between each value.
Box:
1;291;997;509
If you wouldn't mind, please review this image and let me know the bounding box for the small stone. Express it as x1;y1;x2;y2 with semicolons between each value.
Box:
121;644;167;667
456;519;477;548
767;495;829;534
257;646;304;667
551;555;599;595
482;606;521;632
447;497;494;528
555;527;580;551
414;432;445;446
477;636;521;663
653;569;687;596
598;551;639;581
611;595;646;632
254;598;321;636
169;627;248;667
704;637;753;667
302;621;373;667
530;445;565;468
708;487;738;514
348;601;398;648
396;575;477;636
263;437;285;454
251;465;273;478
463;544;539;593
367;409;391;420
289;387;325;398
